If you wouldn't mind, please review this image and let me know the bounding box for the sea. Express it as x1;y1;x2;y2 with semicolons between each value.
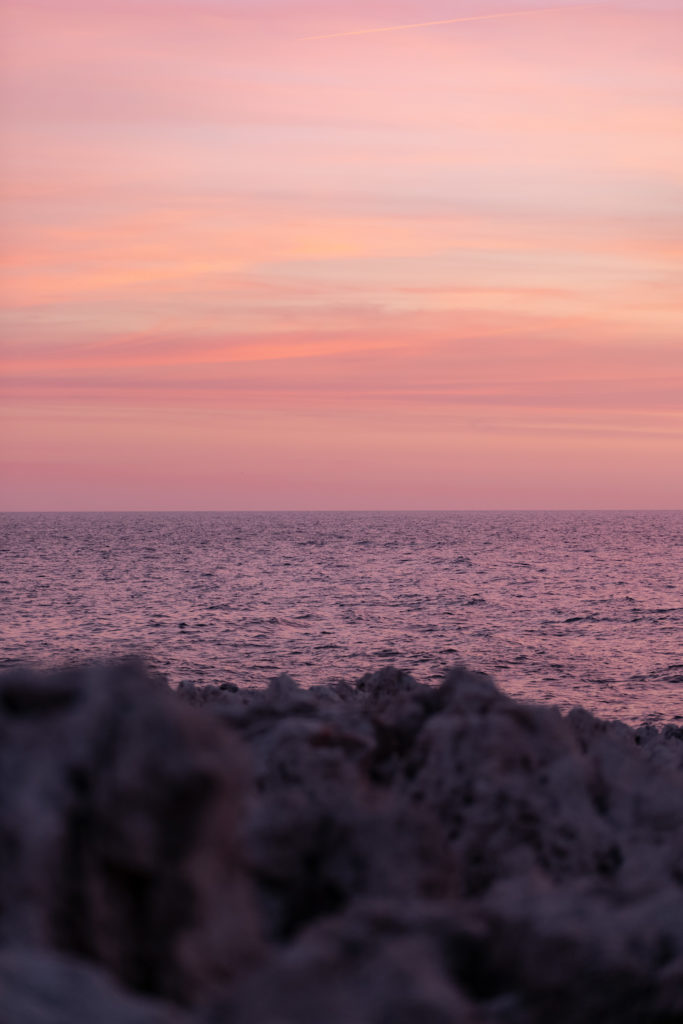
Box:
1;511;681;726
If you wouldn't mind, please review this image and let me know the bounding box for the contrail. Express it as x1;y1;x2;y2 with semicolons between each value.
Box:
302;4;596;41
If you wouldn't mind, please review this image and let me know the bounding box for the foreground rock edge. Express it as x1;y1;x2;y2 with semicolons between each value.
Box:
1;660;682;1024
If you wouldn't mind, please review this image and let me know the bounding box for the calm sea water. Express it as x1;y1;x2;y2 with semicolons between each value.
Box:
1;511;681;725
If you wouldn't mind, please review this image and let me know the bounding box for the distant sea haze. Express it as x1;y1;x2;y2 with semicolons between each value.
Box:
1;511;681;726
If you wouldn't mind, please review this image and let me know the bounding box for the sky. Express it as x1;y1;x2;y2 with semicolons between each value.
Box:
1;0;682;509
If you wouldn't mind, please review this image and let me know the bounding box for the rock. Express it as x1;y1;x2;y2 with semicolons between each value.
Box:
199;662;683;1020
214;901;484;1024
0;947;191;1024
477;875;683;1024
0;661;260;1005
4;659;683;1022
244;707;454;940
404;671;683;897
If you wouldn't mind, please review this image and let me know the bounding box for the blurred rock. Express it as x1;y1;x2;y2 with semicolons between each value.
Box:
0;660;260;1005
214;901;484;1024
0;947;191;1024
3;659;683;1022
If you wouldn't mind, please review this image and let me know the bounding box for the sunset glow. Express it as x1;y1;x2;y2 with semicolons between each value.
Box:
2;0;682;509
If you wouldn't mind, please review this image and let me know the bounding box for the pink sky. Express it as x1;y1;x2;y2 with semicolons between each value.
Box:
1;0;682;509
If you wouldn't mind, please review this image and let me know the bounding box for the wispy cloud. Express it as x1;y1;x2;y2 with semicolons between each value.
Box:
301;4;598;41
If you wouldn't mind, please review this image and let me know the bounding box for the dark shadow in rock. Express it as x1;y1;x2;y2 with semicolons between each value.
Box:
0;660;261;1006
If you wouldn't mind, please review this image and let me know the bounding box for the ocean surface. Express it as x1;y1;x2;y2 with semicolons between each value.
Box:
1;511;681;725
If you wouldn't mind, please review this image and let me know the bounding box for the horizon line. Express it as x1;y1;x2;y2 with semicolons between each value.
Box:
2;509;681;515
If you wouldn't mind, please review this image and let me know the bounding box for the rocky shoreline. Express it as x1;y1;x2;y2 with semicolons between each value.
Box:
2;660;683;1023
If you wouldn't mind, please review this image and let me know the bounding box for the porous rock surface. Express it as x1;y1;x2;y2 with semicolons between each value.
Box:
2;661;683;1023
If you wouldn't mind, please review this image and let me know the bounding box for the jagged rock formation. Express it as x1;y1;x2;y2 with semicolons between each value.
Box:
2;661;683;1022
